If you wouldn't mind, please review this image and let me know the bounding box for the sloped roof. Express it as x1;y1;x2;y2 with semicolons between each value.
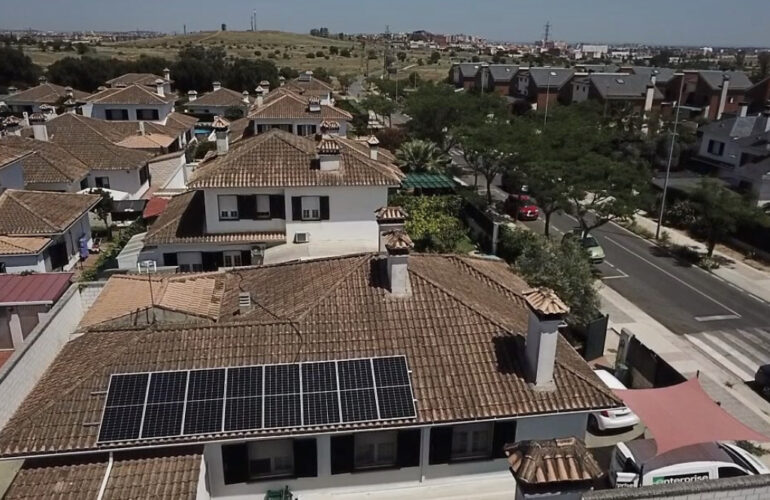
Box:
0;253;619;457
4;450;201;500
488;65;519;83
0;236;51;256
700;114;770;141
187;87;249;108
628;66;677;85
697;70;753;91
5;83;89;105
0;272;73;305
283;75;334;97
248;89;352;121
86;84;175;105
456;63;481;79
0;135;90;184
0;189;99;236
589;73;664;100
143;190;286;246
188;128;402;188
0;144;31;169
80;273;227;328
528;68;575;89
505;437;603;485
106;72;170;87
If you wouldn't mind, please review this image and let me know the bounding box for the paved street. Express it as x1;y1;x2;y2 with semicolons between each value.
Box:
684;328;770;382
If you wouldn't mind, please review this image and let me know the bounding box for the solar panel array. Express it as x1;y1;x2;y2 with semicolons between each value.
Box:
98;356;416;443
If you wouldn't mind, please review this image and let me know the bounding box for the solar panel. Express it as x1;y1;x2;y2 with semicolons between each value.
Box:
264;394;301;428
224;396;262;431
337;359;373;390
340;388;378;422
98;356;417;444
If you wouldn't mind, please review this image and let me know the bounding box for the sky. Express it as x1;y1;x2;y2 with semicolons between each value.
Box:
1;0;769;47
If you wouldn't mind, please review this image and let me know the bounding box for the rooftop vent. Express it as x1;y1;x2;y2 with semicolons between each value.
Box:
615;78;625;84
238;292;252;312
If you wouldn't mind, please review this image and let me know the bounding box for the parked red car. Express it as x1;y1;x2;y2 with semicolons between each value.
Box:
504;194;540;221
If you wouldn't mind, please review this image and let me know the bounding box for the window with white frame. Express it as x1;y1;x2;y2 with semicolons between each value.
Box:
248;439;294;479
218;195;239;220
256;194;270;218
301;196;320;220
451;422;493;460
354;431;397;469
223;251;243;268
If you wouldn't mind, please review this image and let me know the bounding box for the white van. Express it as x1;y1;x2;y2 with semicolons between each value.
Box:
609;439;769;487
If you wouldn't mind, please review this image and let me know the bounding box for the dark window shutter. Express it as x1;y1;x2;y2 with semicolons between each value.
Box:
121;109;129;120
163;253;178;267
330;434;355;474
237;195;257;220
429;426;453;464
240;250;251;266
492;421;517;458
320;196;330;220
221;443;249;484
291;197;302;221
293;438;318;478
269;195;285;219
397;429;421;468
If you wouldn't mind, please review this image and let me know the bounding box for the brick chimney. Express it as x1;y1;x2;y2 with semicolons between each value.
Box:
187;90;198;102
522;288;569;389
29;113;48;142
212;81;222;92
375;206;408;252
383;229;413;297
367;135;380;161
212;116;230;155
717;73;730;120
316;135;341;171
154;78;165;98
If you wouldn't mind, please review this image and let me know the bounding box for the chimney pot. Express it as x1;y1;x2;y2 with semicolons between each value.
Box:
154;78;165;98
383;229;413;297
212;116;230;155
187;90;197;102
522;288;569;388
242;90;250;104
212;81;222;91
29;113;49;142
376;207;408;252
163;67;171;81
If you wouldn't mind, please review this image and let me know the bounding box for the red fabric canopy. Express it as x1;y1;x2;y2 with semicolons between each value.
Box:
613;378;768;456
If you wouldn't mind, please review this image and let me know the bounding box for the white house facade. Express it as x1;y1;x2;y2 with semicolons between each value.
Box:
83;82;176;123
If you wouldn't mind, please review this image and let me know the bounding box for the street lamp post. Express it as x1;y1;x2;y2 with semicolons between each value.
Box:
655;74;686;240
543;70;558;128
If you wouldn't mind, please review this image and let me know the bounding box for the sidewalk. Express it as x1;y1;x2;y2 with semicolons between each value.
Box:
631;214;770;304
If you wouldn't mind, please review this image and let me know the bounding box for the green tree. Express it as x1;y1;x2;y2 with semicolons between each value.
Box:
329;46;339;55
0;46;41;87
47;56;115;91
224;58;278;92
690;179;768;257
397;51;407;63
429;50;441;64
311;67;332;83
362;94;396;127
93;189;114;240
337;73;354;94
395;139;450;173
524;160;569;237
390;195;472;253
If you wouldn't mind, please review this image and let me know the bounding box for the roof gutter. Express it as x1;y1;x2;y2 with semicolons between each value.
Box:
0;300;54;307
96;451;113;500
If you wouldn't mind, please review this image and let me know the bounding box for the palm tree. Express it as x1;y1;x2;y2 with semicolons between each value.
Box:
395;139;451;174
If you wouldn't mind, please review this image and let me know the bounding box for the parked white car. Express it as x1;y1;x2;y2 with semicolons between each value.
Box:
590;369;641;431
610;439;769;487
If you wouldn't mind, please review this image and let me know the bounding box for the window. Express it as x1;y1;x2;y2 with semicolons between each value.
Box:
301;196;320;220
450;422;493;460
707;140;725;156
248;439;294;479
105;109;129;121
354;431;398;469
218;195;239;220
256;195;270;219
136;108;159;121
79;178;89;190
256;124;273;134
95;177;110;189
223;251;243;268
297;124;317;136
718;466;748;478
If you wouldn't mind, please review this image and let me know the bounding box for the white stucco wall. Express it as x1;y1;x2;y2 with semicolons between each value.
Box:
697;133;742;167
0;160;25;190
87;169;148;199
0;284;87;427
149;153;187;190
203;188;286;235
87;102;174;122
0;253;48;274
251;118;349;137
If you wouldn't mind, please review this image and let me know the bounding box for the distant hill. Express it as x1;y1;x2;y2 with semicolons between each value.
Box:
118;30;356;50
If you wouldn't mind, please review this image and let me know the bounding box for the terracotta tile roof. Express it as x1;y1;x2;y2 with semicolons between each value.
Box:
0;135;90;185
4;450;201;500
142;196;169;218
43;112;196;146
187;87;249;107
144;190;286;246
80;273;226;329
211;115;230;129
227;116;252;143
0;144;31;169
505;437;604;485
0;254;619;456
284;75;334;97
248;89;352;121
116;133;175;149
86;84;174;105
188;129;402;188
383;229;414;252
0;189;99;236
4;83;89;105
375;206;408;222
0;236;51;255
106;73;171;87
349;137;397;163
523;288;570;316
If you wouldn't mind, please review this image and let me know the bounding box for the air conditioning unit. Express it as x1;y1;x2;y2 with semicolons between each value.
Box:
294;232;310;244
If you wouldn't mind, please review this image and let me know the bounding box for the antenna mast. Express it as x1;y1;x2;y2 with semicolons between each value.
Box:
543;21;551;45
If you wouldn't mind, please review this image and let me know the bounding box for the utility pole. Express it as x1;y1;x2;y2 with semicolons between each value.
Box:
384;25;392;79
656;74;686;240
543;21;551;46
